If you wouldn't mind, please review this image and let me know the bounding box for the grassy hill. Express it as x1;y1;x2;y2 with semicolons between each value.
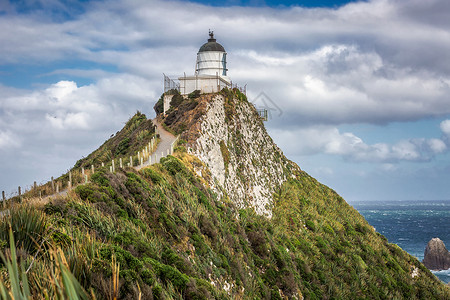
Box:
0;90;449;299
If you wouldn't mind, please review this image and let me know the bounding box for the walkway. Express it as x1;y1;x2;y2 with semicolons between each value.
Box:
135;118;177;170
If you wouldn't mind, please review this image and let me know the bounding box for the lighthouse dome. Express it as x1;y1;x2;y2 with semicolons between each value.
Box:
199;36;225;52
196;31;228;76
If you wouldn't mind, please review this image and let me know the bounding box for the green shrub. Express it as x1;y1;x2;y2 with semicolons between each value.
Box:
90;169;110;187
154;94;164;115
193;187;210;209
152;284;163;299
142;168;164;184
100;245;143;272
115;138;130;156
270;288;282;300
305;220;316;232
188;90;201;99
191;233;208;255
323;224;335;235
75;184;110;203
0;205;48;255
170;94;184;108
160;156;187;176
160;264;189;291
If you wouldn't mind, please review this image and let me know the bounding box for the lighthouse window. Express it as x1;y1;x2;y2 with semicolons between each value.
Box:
222;53;227;76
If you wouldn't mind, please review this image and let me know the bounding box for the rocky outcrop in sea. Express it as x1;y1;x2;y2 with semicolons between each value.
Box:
423;238;450;271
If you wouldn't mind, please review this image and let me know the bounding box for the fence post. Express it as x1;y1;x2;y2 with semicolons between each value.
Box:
85;175;88;184
138;152;141;163
140;157;143;167
56;183;59;194
102;162;105;167
110;166;113;173
82;167;85;176
112;160;115;172
91;165;94;174
130;156;133;167
120;158;123;168
2;191;5;203
69;171;72;187
34;181;37;191
51;176;54;191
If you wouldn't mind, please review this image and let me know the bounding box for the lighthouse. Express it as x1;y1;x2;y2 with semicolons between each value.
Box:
178;31;231;95
196;31;228;78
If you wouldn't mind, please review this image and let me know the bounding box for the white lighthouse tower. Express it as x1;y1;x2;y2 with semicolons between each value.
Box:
178;31;231;95
196;31;229;78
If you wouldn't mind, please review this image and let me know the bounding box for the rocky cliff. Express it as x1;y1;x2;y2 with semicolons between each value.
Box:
162;89;296;217
423;238;450;271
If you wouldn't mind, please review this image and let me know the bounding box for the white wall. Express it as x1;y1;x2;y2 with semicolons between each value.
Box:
179;75;230;95
196;51;227;76
163;94;173;114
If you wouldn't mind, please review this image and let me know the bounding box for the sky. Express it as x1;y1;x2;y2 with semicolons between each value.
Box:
1;0;450;202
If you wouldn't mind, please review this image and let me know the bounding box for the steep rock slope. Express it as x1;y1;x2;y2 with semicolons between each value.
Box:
163;90;295;217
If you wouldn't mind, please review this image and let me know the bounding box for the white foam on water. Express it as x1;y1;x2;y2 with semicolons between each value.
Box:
431;268;450;276
431;268;450;284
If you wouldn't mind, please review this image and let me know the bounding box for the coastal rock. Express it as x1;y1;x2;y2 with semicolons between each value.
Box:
422;238;450;271
168;93;297;217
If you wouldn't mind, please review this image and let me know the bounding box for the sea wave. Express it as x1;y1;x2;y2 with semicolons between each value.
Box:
431;268;450;275
431;268;450;284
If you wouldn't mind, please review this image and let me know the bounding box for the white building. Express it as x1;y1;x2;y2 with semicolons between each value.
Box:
179;31;231;95
163;31;233;114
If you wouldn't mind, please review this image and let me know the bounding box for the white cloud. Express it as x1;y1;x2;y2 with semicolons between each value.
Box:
440;119;450;136
0;74;156;190
380;163;397;172
0;130;20;150
272;124;448;163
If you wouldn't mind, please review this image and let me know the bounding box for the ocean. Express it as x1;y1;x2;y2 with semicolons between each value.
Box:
350;200;450;284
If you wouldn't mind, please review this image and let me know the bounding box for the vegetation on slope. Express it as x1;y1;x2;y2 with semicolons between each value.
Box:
1;148;448;298
74;111;156;169
1;99;449;299
8;112;156;202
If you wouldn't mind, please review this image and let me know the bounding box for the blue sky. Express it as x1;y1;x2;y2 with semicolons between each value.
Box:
1;0;450;202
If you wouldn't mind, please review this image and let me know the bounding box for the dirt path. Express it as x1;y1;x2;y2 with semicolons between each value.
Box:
136;118;177;170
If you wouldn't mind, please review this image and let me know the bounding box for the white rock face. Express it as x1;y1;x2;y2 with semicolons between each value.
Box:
188;94;294;217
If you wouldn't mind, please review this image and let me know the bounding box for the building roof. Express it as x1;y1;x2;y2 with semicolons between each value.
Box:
198;31;225;53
